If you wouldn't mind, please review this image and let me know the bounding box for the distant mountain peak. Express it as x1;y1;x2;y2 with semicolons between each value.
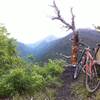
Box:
44;35;57;42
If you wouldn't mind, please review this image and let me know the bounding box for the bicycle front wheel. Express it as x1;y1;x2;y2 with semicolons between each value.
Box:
74;63;82;79
85;64;100;92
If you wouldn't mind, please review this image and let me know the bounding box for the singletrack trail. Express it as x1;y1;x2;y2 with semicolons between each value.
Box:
56;66;76;100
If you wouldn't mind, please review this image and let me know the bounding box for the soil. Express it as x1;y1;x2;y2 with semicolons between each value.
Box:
56;65;77;100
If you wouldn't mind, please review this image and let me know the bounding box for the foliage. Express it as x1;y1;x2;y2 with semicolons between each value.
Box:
0;25;64;97
0;25;17;71
0;59;64;97
27;54;37;62
0;25;18;97
34;87;56;100
47;59;64;76
0;25;64;99
7;67;33;95
0;75;15;97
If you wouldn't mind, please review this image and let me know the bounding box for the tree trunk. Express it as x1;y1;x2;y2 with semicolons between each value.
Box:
71;31;79;65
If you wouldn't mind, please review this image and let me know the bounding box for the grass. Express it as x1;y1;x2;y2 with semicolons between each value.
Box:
71;72;100;100
34;87;57;100
71;73;92;100
12;87;57;100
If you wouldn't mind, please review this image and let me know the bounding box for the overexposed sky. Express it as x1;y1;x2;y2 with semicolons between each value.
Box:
0;0;100;43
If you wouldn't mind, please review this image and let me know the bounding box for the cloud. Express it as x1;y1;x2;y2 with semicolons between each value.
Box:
0;0;100;43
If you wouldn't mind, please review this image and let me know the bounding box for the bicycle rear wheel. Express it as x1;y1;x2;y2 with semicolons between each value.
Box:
85;64;100;92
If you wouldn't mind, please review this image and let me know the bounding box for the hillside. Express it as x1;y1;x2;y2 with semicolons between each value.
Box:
17;42;33;58
40;29;100;61
17;35;57;59
17;29;100;61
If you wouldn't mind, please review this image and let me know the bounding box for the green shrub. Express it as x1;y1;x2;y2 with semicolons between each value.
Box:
47;59;64;76
7;67;30;94
0;76;15;97
0;59;64;98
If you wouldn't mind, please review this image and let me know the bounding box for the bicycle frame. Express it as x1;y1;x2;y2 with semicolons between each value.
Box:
77;46;95;76
85;48;95;77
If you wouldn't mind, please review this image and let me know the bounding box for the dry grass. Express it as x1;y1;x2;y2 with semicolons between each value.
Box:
12;88;57;100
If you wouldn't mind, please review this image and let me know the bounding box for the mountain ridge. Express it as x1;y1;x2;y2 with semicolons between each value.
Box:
17;28;100;61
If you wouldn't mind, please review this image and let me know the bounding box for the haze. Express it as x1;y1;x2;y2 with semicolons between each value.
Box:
0;0;100;43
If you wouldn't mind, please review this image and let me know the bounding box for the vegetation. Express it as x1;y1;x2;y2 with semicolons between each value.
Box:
0;24;100;100
0;25;65;99
72;82;91;100
71;72;100;100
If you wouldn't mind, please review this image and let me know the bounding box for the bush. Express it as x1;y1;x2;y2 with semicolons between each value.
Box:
7;67;32;95
47;59;64;76
0;59;64;97
0;76;14;97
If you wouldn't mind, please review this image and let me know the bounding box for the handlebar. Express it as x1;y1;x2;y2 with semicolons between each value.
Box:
96;43;100;47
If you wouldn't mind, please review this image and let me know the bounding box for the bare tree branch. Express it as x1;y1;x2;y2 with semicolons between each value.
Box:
70;8;75;18
70;8;75;30
51;0;72;30
62;25;71;32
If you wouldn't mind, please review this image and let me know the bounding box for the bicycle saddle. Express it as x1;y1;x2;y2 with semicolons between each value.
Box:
96;43;100;47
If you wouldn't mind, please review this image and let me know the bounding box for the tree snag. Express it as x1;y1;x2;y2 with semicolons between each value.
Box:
51;0;79;65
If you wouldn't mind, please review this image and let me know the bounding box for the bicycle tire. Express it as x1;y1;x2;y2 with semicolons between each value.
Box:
74;63;82;79
85;63;100;92
74;55;86;79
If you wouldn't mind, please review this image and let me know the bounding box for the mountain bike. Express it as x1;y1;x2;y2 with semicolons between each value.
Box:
74;42;100;92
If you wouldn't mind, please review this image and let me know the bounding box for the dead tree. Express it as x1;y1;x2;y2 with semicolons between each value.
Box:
51;1;79;65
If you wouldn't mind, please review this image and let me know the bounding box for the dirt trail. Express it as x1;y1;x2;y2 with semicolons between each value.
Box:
56;66;76;100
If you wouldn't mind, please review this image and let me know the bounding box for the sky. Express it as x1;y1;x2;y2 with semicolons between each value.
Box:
0;0;100;44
